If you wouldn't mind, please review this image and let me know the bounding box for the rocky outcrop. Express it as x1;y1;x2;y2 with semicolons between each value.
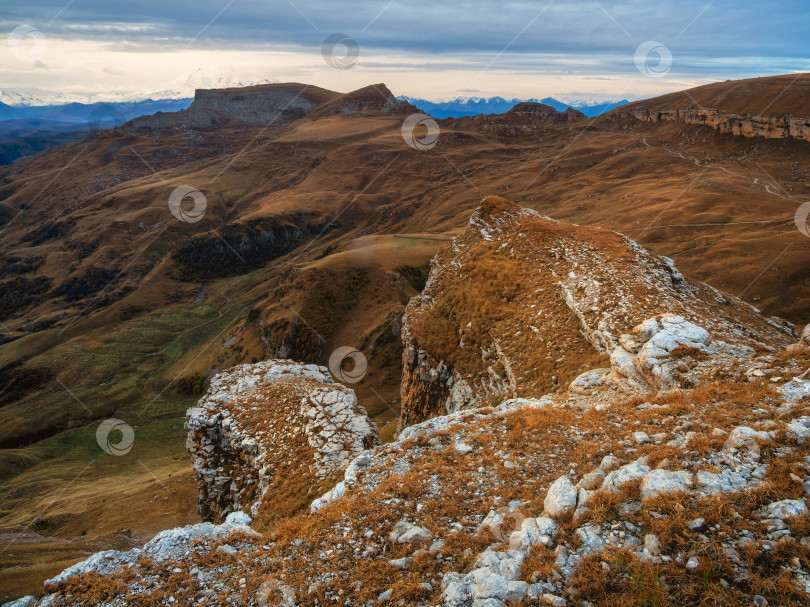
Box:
400;196;796;427
509;102;584;122
627;106;810;142
441;103;584;138
185;359;379;522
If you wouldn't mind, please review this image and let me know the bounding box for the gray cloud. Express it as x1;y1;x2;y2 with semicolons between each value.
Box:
8;0;809;61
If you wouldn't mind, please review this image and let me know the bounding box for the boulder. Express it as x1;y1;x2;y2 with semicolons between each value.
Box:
601;458;651;492
695;469;747;494
390;520;432;544
569;368;609;395
544;476;578;517
786;417;810;443
640;469;692;499
761;499;808;520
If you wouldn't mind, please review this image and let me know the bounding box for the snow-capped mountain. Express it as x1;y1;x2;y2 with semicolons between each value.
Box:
0;67;277;107
399;95;629;118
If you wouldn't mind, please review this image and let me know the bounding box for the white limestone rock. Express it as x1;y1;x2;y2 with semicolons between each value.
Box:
569;368;609;395
390;520;433;544
786;417;810;443
760;499;808;521
601;458;651;492
640;469;692;500
45;512;255;587
695;469;748;495
544;476;578;518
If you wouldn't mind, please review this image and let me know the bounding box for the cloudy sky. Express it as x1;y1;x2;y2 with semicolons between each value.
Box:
2;0;809;103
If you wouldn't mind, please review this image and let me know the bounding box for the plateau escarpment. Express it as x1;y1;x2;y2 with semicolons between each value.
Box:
618;73;810;142
13;200;810;607
627;106;810;142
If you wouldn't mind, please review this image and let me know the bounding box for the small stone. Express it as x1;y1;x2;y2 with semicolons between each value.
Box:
633;431;650;444
377;589;393;602
454;440;474;454
687;518;705;531
390;520;432;544
686;557;700;570
216;544;237;556
388;557;413;569
644;534;660;556
599;455;620;472
541;593;567;606
752;596;768;607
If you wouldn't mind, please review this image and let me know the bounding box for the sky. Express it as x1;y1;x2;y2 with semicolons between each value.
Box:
1;0;809;104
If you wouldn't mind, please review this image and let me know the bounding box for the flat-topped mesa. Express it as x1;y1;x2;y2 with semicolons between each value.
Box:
185;359;379;523
125;82;411;131
400;196;796;427
186;82;338;124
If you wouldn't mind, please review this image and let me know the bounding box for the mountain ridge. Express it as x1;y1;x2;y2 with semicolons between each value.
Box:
11;197;810;607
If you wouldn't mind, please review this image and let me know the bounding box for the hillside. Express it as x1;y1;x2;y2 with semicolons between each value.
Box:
1;74;809;600
12;198;810;606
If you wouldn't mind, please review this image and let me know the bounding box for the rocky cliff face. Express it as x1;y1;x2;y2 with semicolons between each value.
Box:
625;106;810;142
185;359;379;523
400;196;796;428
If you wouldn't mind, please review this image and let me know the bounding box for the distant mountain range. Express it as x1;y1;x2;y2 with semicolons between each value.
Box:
399;95;629;118
0;89;628;166
0;99;195;165
0;98;193;124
